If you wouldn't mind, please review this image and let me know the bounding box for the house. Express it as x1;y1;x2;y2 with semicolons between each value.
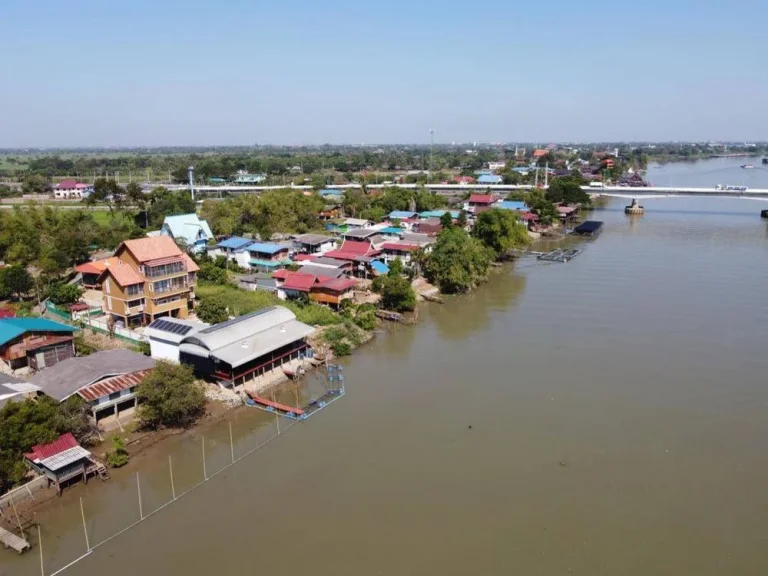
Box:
519;212;539;229
310;278;357;308
160;213;214;253
340;228;383;244
233;173;266;184
414;218;443;236
0;318;77;372
487;162;507;171
211;236;253;260
145;317;207;362
0;375;41;409
31;349;156;423
378;226;406;238
54;180;91;199
419;210;461;219
24;433;102;494
388;211;419;221
97;236;199;326
342;218;373;230
293;234;336;256
533;149;549;159
452;176;476;185
496;200;529;212
246;242;291;272
325;240;379;262
380;242;421;264
75;257;119;289
477;174;503;185
279;272;321;300
297;264;346;280
238;273;278;294
178;306;315;388
466;194;496;212
303;257;354;274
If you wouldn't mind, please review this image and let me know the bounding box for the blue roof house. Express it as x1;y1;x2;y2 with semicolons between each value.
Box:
419;210;462;219
477;174;503;185
161;214;214;253
388;211;419;220
0;318;78;372
246;243;292;272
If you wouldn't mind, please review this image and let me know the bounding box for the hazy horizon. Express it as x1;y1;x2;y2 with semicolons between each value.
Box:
3;0;767;148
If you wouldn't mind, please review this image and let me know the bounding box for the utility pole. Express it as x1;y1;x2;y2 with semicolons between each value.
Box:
188;166;195;202
429;128;435;183
544;161;549;188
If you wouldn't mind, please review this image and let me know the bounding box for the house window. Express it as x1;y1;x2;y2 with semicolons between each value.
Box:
126;284;143;296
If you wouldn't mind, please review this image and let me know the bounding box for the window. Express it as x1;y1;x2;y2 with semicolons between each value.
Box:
127;284;143;296
127;299;143;309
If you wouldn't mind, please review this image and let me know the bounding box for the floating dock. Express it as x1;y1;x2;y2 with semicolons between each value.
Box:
0;525;30;554
245;392;305;419
572;221;604;236
538;248;582;263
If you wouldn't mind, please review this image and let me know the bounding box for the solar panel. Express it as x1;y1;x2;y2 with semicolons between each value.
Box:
148;319;194;335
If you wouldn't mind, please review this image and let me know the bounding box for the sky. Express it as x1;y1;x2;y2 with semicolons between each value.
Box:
2;0;767;147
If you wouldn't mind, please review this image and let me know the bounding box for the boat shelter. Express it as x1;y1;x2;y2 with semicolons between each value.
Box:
178;306;315;387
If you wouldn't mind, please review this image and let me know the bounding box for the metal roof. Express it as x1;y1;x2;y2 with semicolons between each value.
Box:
24;433;84;465
311;257;350;268
246;242;288;255
162;213;214;246
78;370;150;402
0;318;76;347
370;260;389;275
343;218;371;227
341;228;379;239
30;349;156;402
180;306;315;369
297;265;344;279
497;201;529;211
38;446;93;472
388;211;419;220
217;236;253;250
293;234;334;246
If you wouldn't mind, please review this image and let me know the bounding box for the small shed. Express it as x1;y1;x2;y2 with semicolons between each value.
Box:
24;433;101;494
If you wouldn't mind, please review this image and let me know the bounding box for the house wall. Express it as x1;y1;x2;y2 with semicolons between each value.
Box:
149;337;181;362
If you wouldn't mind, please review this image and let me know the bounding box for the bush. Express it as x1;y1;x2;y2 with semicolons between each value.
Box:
48;282;84;306
74;334;96;356
197;297;229;324
198;263;228;285
132;341;151;356
137;361;206;429
106;436;129;468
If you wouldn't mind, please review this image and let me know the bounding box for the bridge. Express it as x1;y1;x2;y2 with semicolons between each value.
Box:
181;182;768;200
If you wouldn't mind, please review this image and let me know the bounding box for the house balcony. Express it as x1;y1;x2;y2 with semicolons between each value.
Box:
148;298;188;315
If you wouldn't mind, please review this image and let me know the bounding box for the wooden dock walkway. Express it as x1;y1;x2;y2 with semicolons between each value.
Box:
0;525;30;554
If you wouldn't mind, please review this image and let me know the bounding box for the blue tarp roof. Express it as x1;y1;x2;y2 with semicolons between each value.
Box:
319;189;342;197
217;236;253;250
246;242;288;255
378;227;405;235
477;175;503;184
388;211;418;220
497;201;529;211
0;318;76;347
370;260;389;275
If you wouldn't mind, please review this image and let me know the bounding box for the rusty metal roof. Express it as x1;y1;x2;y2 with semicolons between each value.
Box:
77;370;151;402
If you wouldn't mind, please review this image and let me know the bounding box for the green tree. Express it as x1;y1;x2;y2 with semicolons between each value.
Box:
472;208;530;257
439;211;454;229
22;174;51;195
198;262;228;284
106;436;129;468
197;296;229;324
137;361;206;429
48;282;84;306
86;178;124;214
423;227;492;294
372;258;416;312
546;177;590;205
0;265;34;299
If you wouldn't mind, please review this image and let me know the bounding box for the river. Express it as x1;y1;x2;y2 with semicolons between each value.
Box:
5;159;768;576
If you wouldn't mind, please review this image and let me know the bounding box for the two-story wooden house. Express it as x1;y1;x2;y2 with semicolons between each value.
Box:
97;236;200;327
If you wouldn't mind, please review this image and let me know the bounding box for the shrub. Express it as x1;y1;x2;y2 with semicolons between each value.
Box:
106;436;129;468
137;362;206;429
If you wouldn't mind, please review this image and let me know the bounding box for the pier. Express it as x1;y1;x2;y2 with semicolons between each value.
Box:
0;525;30;554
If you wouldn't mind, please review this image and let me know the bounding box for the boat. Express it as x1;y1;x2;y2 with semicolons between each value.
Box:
741;164;755;169
572;221;604;237
762;158;768;165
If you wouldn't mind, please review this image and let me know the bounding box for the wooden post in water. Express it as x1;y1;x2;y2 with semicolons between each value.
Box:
169;455;176;500
37;524;44;576
202;437;208;480
79;497;90;552
229;422;235;464
272;390;281;434
10;497;24;539
136;473;143;520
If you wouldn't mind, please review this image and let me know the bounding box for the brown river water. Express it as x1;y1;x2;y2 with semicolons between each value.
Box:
5;194;768;576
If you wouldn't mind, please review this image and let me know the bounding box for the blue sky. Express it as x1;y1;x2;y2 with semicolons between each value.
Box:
2;0;766;146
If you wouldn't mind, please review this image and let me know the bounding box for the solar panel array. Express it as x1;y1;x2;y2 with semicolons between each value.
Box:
148;319;194;335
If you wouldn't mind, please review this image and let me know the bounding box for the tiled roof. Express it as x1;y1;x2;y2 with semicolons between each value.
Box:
75;257;119;275
121;236;184;263
182;253;200;272
56;179;80;189
102;262;145;286
77;370;151;402
381;243;419;252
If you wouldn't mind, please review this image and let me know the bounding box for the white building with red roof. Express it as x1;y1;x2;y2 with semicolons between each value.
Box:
54;179;92;199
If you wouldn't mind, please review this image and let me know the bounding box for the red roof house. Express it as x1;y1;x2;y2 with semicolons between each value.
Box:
324;240;379;262
24;433;97;493
468;194;495;207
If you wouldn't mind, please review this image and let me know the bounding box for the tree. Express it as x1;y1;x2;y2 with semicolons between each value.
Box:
423;227;492;294
0;265;33;299
48;282;84;306
439;211;454;229
0;184;19;198
198;262;228;284
372;258;416;312
472;208;530;257
137;361;206;429
197;296;229;324
86;178;124;214
106;437;129;468
22;174;51;195
456;210;468;228
546;177;590;205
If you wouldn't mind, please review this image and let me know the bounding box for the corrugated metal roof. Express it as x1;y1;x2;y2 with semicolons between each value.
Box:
282;272;318;292
388;211;418;220
0;318;76;347
78;370;151;402
217;236;253;250
162;214;214;246
210;320;315;368
382;243;419;252
477;175;503;184
293;234;334;246
316;278;357;292
25;433;80;462
297;265;344;279
246;242;288;255
497;201;529;211
38;446;92;472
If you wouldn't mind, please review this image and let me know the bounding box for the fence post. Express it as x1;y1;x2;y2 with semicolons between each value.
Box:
202;437;207;480
169;455;176;500
79;497;90;552
136;473;143;520
38;524;44;576
229;422;235;463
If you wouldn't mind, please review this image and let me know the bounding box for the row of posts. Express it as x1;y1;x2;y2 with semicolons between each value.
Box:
40;410;284;576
